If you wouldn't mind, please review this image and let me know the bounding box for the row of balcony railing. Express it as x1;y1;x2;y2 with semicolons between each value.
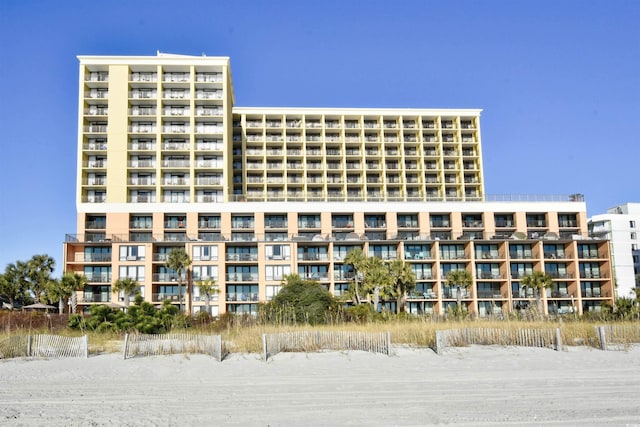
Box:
86;72;223;83
66;231;601;244
237;134;477;143
77;286;607;306
238;120;475;130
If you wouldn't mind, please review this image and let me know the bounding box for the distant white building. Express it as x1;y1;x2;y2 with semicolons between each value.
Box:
589;203;640;298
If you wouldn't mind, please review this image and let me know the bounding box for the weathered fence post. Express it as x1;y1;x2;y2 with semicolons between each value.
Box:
596;326;607;351
555;328;562;352
386;331;391;355
123;333;129;359
435;330;446;354
27;335;32;357
84;335;89;358
262;334;268;361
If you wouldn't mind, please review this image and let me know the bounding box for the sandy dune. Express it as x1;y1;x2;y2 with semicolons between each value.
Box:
1;345;639;426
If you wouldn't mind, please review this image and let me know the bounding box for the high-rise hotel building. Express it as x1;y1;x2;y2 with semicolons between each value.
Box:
63;53;614;316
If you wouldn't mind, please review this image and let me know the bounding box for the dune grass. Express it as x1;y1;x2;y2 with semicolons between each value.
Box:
2;313;639;355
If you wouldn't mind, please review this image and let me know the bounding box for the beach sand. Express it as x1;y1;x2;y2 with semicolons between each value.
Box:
1;345;639;426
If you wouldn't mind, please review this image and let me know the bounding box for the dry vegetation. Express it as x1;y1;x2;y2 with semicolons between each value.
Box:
2;311;638;355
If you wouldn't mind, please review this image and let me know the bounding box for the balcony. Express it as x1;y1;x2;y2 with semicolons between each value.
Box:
84;274;112;283
196;90;222;100
226;293;259;302
225;253;259;262
81;294;111;303
226;273;259;282
162;141;190;150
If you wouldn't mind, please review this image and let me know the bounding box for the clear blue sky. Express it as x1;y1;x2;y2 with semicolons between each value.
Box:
0;0;638;276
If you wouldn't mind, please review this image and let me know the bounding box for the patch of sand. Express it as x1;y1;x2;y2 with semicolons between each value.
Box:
1;345;639;426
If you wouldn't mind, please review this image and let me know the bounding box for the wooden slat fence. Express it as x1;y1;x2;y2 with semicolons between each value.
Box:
435;328;561;354
263;331;391;360
595;325;640;351
123;333;224;361
0;334;88;359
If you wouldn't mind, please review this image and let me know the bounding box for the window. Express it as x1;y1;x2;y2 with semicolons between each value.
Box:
411;263;433;280
580;263;601;279
440;263;466;276
84;266;111;283
332;214;354;228
119;245;145;261
545;262;568;278
193;285;219;302
226;247;258;261
476;263;500;279
298;214;321;228
368;244;397;260
231;215;255;229
577;244;598;259
298;265;328;280
364;214;386;228
439;244;465;260
526;213;547;228
509;244;532;259
198;215;221;229
226;284;258;300
397;214;418;228
192;265;218;281
84;247;111;262
334;245;362;261
265;265;291;281
266;285;281;301
192;245;218;261
118;265;145;281
475;244;499;259
558;213;578;228
630;220;636;228
510;263;533;279
632;232;637;240
130;215;152;229
265;214;288;228
85;215;106;229
430;214;450;228
266;245;291;260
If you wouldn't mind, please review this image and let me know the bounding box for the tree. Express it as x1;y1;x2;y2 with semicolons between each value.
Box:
113;277;139;309
26;254;56;303
262;274;336;324
44;278;67;313
445;269;474;310
344;248;367;304
361;256;392;311
195;279;219;315
165;248;192;313
60;272;88;314
388;259;417;314
0;262;30;308
521;271;553;314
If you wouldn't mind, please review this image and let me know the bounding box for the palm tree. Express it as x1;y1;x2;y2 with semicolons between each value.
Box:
26;254;56;303
0;262;30;309
112;277;139;309
362;257;392;311
388;259;416;314
344;248;366;304
165;248;192;313
44;278;66;313
195;279;219;315
445;269;474;310
521;271;553;314
60;272;88;314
